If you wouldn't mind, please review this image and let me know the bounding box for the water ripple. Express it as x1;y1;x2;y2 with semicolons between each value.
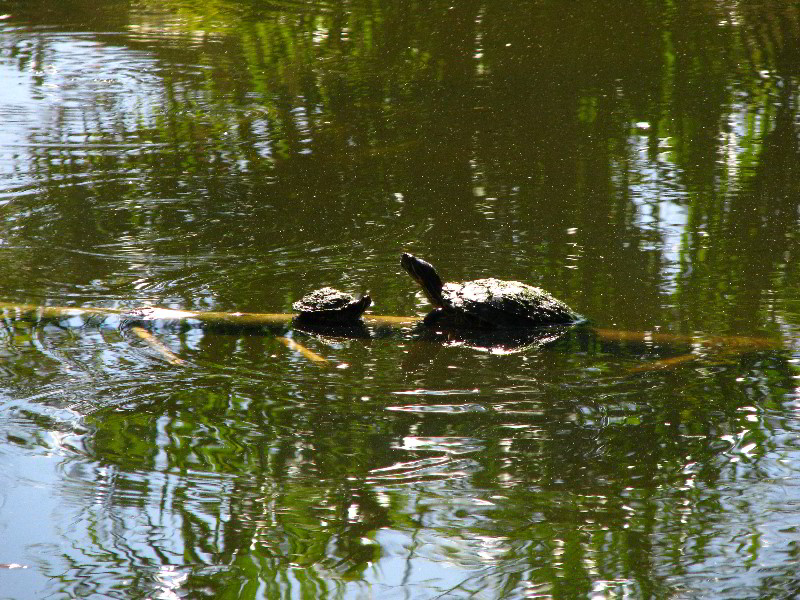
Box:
386;403;488;414
366;456;481;485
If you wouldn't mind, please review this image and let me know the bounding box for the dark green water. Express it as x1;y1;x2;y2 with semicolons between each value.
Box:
1;1;799;598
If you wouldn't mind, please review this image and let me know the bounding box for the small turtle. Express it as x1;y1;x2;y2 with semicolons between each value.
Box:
292;287;372;325
401;253;580;328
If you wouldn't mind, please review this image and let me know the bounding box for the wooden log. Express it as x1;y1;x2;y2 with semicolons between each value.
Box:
0;301;420;329
0;302;778;356
0;301;123;320
591;328;778;350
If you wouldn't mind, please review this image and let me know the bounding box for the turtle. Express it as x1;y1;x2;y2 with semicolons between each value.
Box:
400;253;581;328
292;287;372;325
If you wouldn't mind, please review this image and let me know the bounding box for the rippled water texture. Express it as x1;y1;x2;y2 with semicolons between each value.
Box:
0;1;799;598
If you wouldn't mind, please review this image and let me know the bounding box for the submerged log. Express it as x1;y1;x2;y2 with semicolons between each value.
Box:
591;328;778;351
0;301;123;320
130;326;186;366
276;336;330;367
0;301;779;359
0;301;420;367
0;301;420;329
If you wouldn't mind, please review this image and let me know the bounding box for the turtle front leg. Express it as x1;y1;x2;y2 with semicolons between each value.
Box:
423;308;445;326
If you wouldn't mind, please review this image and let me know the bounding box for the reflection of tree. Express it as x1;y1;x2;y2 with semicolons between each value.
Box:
2;0;798;597
3;0;796;324
60;325;794;598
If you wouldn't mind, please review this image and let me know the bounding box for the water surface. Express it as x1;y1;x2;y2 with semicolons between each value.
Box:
0;1;798;598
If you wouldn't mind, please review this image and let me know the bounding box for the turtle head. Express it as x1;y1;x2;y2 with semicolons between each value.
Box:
401;253;445;307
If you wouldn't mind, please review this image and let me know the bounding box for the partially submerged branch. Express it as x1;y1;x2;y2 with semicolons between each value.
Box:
129;326;186;366
276;337;330;367
0;301;420;329
0;301;780;372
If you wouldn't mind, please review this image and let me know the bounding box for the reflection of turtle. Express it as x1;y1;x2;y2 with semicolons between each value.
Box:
401;253;581;328
292;287;372;325
416;323;577;354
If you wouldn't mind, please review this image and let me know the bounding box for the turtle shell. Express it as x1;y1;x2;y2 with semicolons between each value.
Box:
439;278;579;327
293;287;371;324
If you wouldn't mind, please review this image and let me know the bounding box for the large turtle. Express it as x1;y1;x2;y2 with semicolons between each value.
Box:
292;287;372;325
401;253;580;328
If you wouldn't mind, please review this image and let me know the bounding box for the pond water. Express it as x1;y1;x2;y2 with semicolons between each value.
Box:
1;1;799;598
